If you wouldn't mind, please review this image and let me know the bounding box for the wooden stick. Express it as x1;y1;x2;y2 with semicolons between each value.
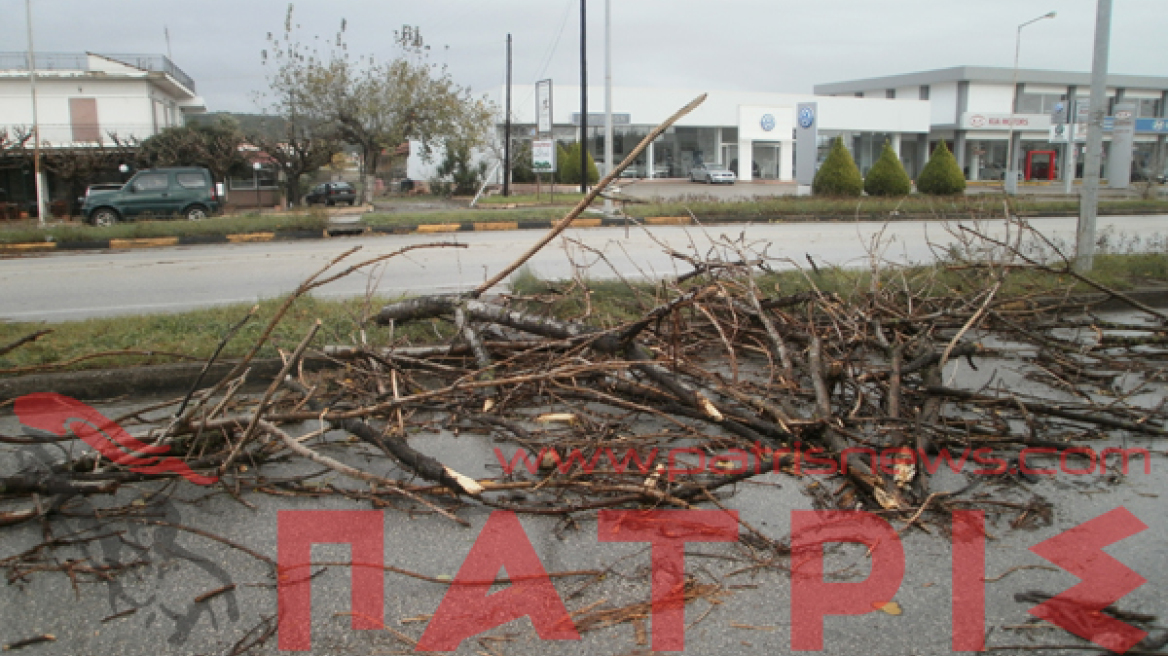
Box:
472;93;707;298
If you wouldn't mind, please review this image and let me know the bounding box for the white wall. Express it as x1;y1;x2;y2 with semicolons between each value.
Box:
498;85;931;135
0;75;187;145
896;85;920;100
817;96;931;133
929;82;959;125
966;83;1015;114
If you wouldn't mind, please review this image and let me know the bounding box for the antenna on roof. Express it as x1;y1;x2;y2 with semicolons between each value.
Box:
164;25;173;60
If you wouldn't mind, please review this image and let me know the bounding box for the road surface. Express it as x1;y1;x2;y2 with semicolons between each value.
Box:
1;215;1163;322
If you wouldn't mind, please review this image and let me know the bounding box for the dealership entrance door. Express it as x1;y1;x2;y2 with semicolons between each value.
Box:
752;143;782;180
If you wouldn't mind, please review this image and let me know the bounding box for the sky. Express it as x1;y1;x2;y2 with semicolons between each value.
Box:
4;0;1166;114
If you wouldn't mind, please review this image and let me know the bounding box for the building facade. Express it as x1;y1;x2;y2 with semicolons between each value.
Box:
815;66;1168;182
496;86;932;182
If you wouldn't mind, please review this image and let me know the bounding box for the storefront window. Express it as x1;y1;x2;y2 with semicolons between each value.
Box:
1017;92;1065;114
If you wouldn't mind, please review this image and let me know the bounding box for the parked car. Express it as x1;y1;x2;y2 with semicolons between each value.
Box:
306;182;357;206
76;183;124;212
689;162;736;184
81;168;221;226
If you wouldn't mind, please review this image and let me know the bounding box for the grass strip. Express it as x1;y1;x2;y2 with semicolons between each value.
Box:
3;253;1163;375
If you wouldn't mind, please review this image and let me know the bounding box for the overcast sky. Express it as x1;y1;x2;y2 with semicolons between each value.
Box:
5;0;1166;113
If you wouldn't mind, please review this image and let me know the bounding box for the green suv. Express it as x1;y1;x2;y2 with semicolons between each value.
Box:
82;167;222;226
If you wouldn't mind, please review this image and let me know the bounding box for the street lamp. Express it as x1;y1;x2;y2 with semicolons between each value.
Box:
1005;10;1056;195
253;162;262;211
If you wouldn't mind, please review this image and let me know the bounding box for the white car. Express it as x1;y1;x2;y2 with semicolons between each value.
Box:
689;162;736;184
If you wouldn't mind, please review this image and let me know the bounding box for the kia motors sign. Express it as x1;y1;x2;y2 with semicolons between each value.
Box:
960;113;1052;130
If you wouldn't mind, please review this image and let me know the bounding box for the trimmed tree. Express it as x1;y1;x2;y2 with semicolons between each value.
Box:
556;142;598;186
812;136;862;197
916;140;966;195
863;141;912;196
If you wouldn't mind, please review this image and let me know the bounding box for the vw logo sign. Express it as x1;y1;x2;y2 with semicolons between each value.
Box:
798;106;815;129
760;114;776;131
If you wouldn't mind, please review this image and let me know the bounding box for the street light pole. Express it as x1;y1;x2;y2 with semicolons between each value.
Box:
25;0;46;227
579;0;588;196
253;162;262;211
1004;11;1056;195
1075;0;1113;273
603;0;613;216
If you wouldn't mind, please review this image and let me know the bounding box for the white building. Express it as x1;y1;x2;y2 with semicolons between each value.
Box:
815;66;1168;182
0;52;206;146
494;85;931;182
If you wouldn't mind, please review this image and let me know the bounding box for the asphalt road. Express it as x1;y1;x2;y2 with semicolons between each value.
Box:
2;215;1164;323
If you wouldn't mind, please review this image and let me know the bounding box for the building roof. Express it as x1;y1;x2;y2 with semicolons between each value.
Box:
814;66;1168;95
0;52;198;97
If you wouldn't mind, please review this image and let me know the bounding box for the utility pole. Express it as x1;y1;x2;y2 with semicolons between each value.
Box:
25;0;46;227
1076;0;1112;273
503;34;512;197
603;0;613;216
579;0;588;196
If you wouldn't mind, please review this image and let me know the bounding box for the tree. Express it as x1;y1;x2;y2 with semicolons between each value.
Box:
812;136;862;197
556;142;598;186
916;140;966;195
136;119;249;184
272;12;495;204
433;139;487;196
863;141;912;197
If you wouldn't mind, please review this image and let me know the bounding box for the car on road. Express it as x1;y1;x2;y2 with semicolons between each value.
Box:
306;182;357;206
689;162;736;184
81;168;221;226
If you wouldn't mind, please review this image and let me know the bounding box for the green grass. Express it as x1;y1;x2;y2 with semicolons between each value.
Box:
0;212;330;245
3;196;1166;245
2;250;1163;375
0;295;453;374
627;195;1168;220
476;192;589;207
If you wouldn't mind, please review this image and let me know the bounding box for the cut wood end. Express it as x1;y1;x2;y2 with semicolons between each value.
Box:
698;397;724;422
445;468;484;496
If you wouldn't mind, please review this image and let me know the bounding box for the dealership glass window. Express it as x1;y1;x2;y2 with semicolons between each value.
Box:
1136;98;1160;118
751;143;781;179
966;140;1007;181
722;128;738;144
1017;92;1065;114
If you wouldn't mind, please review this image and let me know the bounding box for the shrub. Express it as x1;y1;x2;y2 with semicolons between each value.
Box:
916;140;966;195
556;142;599;185
864;141;912;196
812;136;863;197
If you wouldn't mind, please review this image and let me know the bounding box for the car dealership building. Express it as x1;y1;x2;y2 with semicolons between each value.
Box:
500;85;931;182
497;66;1168;184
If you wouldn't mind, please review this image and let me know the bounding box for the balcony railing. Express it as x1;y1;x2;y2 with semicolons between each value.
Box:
0;52;196;92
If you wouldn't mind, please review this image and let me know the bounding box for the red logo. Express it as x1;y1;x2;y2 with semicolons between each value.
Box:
15;393;217;485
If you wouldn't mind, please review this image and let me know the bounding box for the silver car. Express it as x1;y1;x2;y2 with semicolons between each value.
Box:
689;162;736;184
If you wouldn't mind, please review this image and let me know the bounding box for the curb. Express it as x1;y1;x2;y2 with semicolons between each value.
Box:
2;208;1166;256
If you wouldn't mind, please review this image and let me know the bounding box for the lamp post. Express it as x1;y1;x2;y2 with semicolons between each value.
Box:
25;0;46;227
253;162;262;211
1004;10;1056;195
